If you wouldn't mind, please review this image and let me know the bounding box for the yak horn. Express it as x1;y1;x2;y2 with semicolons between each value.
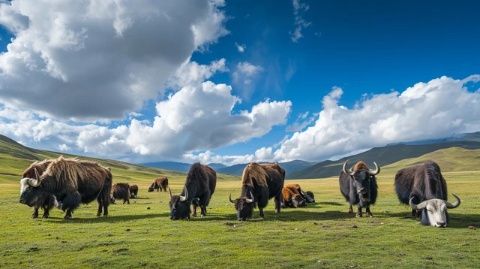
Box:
168;187;173;199
409;197;427;210
369;162;380;175
245;191;254;203
229;193;235;204
27;177;41;187
446;193;461;209
342;160;354;176
180;188;188;202
34;168;40;180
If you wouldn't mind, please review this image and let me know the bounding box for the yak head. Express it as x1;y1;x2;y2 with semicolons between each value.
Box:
19;175;59;209
168;187;191;220
229;189;255;221
148;183;155;192
409;194;461;228
343;160;379;206
291;194;307;208
305;191;315;203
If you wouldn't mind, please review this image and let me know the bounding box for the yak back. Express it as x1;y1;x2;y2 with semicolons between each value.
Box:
182;163;216;201
39;156;112;203
241;162;285;199
396;161;447;204
22;159;52;178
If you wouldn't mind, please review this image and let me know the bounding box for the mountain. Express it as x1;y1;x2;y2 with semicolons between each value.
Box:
141;161;191;173
208;163;227;171
291;139;480;179
217;160;315;177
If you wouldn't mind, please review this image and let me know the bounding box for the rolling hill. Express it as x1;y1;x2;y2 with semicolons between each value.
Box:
291;138;480;179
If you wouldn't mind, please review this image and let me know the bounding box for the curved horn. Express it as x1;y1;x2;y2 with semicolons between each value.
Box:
229;193;235;204
34;168;40;180
245;191;254;203
180;188;188;202
409;196;427;210
27;178;41;187
168;187;172;199
446;193;461;209
369;162;380;175
342;160;354;176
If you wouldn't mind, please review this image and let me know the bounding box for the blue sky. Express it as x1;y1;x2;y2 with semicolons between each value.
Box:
0;0;479;164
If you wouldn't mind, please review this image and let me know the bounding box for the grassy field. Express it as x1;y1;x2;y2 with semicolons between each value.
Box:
0;137;479;268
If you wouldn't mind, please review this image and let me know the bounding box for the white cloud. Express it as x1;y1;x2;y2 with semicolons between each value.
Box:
235;42;246;53
290;0;310;43
170;58;227;88
0;0;226;120
232;61;263;99
286;111;317;132
273;75;480;161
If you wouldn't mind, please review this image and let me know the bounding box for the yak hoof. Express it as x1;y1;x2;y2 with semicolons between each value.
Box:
42;214;49;219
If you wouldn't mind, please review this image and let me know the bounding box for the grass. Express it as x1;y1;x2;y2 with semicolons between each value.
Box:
0;138;479;268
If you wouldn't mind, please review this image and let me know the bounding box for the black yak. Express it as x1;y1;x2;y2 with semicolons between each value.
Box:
339;160;379;217
129;184;139;198
169;163;216;220
111;183;130;204
395;161;461;227
20;156;112;219
148;177;168;192
282;183;307;208
229;163;285;221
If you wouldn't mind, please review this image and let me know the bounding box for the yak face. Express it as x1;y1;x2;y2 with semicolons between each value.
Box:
19;178;59;208
169;195;190;220
351;170;374;206
410;194;461;228
291;194;306;208
229;192;255;221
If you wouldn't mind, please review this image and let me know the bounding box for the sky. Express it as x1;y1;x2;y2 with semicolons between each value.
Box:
0;0;479;165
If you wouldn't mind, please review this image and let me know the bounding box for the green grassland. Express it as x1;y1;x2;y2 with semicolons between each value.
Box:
0;139;479;268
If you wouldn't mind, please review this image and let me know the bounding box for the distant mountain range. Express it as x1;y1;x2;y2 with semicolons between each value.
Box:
140;132;480;178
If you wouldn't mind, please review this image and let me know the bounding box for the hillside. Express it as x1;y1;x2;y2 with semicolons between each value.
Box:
291;140;480;179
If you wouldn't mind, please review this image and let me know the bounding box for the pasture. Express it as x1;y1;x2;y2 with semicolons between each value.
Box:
1;164;479;268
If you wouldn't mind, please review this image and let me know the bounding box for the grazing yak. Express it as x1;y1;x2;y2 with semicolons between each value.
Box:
111;183;130;204
169;163;217;220
339;160;379;217
129;184;139;198
282;183;307;208
395;161;461;227
229;163;285;221
20;156;112;219
148;177;168;192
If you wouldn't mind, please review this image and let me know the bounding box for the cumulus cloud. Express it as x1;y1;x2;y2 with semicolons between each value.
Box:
290;0;310;43
0;0;226;120
232;61;263;99
273;75;480;161
235;42;246;53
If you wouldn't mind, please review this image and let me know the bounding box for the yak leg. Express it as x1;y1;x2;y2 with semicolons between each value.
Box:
32;206;39;219
274;194;282;214
259;207;265;219
64;209;73;220
366;206;373;217
356;206;363;217
97;196;103;216
192;204;198;217
201;205;207;217
42;206;50;218
348;205;354;214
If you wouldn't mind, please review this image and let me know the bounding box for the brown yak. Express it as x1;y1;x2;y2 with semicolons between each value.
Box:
282;183;307;208
148;177;168;192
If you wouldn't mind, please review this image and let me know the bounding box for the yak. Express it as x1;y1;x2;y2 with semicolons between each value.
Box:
129;184;139;198
148;177;168;192
20;156;112;219
282;183;307;208
339;160;379;217
169;163;217;220
395;161;461;227
229;162;285;221
111;183;130;204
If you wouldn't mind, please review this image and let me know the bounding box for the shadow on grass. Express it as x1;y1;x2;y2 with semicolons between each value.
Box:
45;212;170;224
318;201;344;206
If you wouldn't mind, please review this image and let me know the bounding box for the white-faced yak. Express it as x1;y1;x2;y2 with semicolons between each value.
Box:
229;162;285;221
339;160;380;217
395;161;461;227
169;163;217;220
20;157;112;220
